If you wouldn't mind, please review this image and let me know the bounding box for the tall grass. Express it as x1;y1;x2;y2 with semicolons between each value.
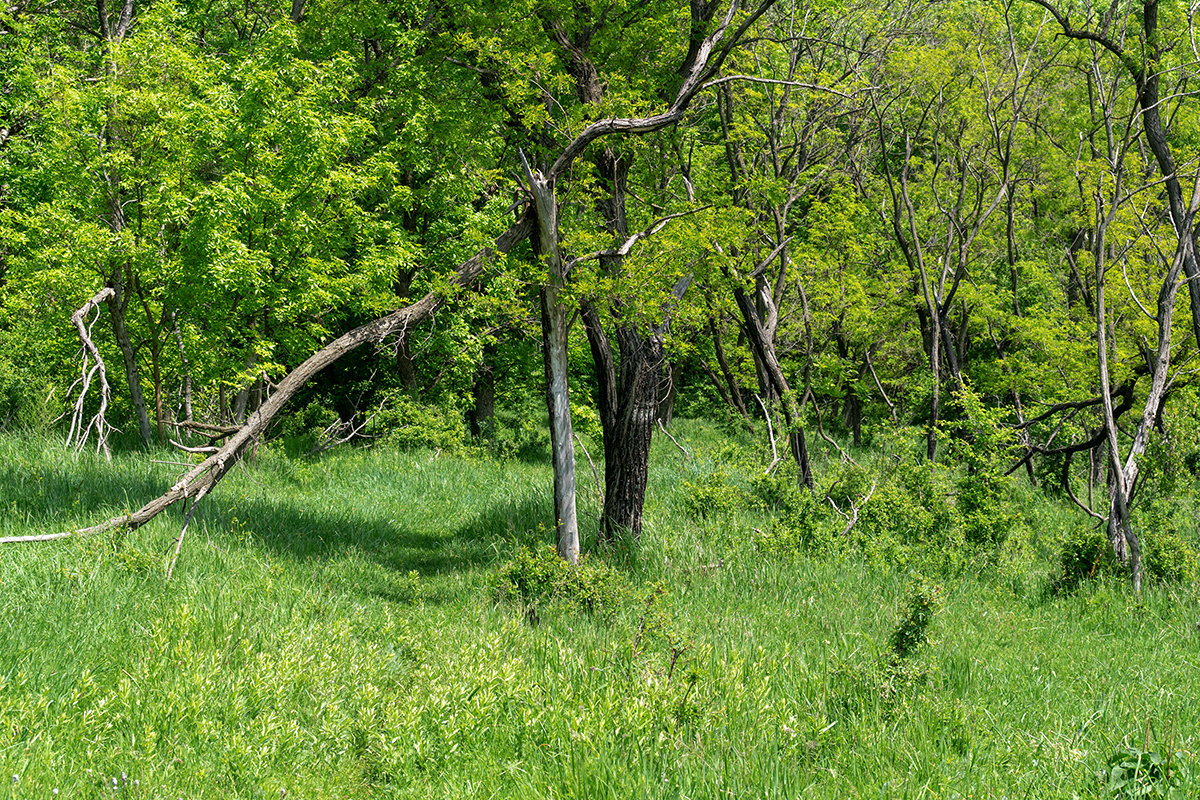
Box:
0;426;1196;797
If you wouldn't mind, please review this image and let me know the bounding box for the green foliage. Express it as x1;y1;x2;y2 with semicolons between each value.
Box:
492;545;628;621
1052;520;1197;594
828;575;944;722
1051;523;1119;595
1101;745;1190;799
1143;530;1198;585
378;396;471;454
0;353;27;430
682;466;749;520
888;576;943;662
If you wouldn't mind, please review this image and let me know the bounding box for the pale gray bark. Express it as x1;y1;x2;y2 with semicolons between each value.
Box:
65;287;117;459
523;154;580;564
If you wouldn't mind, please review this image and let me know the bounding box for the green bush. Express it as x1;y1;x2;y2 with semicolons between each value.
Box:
683;467;748;520
1051;523;1117;594
957;471;1022;546
378;397;470;453
889;577;943;662
492;545;628;622
1143;530;1197;584
487;406;550;461
0;352;44;431
1052;519;1197;593
755;488;836;556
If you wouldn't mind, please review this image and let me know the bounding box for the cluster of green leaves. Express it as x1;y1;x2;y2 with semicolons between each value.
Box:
492;544;629;621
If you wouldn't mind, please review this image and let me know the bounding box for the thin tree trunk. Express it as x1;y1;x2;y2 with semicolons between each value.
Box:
523;158;580;564
173;312;193;423
108;276;154;446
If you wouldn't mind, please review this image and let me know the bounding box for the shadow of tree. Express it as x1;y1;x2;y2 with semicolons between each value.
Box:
0;448;560;607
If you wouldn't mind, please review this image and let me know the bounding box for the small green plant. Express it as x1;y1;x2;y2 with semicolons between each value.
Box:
888;577;943;662
1101;746;1189;798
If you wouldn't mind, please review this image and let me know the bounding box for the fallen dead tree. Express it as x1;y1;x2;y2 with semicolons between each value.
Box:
0;216;531;547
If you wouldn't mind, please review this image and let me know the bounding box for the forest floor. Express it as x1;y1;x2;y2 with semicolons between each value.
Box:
0;424;1197;798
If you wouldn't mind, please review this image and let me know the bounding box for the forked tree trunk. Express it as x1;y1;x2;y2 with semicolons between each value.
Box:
583;306;664;541
732;285;813;488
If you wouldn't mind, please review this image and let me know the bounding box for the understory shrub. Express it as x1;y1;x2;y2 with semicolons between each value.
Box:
378;397;470;453
829;575;945;717
683;466;749;519
492;545;628;622
1052;519;1198;594
486;406;551;461
1051;523;1119;594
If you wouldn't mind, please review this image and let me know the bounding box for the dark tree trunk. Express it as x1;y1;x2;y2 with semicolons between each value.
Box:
583;304;663;541
710;320;751;423
469;340;497;438
395;335;419;393
108;275;154;446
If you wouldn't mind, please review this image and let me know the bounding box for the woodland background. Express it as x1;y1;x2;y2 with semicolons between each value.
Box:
1;0;1200;795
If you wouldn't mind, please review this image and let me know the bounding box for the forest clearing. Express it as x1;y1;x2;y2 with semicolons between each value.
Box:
2;0;1200;794
1;428;1198;798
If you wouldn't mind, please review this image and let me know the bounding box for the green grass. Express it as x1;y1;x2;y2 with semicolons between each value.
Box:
0;426;1197;798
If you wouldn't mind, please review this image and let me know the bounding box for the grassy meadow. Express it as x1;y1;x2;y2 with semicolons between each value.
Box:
0;424;1198;798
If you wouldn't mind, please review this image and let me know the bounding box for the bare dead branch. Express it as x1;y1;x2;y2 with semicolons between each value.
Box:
656;419;692;461
165;484;208;581
573;433;604;507
65;287;117;459
755;394;783;474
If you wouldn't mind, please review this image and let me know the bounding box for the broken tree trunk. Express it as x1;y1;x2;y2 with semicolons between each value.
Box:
524;153;581;565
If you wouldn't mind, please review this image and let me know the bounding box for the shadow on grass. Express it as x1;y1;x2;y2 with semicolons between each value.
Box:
203;487;551;576
0;457;171;524
0;450;555;606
